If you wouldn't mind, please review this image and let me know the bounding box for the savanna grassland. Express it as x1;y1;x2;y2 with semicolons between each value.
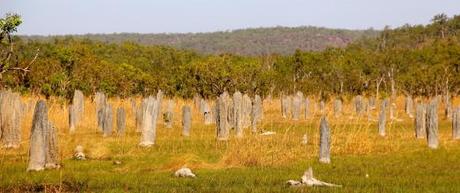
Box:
1;12;460;193
1;96;459;193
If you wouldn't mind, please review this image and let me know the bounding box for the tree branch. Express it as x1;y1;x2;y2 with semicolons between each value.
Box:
26;48;40;68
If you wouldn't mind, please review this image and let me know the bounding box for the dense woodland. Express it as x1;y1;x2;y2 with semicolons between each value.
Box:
1;14;460;100
24;26;378;56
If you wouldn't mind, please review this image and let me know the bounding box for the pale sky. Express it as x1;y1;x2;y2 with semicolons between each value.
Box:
1;0;460;35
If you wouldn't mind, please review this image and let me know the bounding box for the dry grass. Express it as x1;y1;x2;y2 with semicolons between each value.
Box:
4;96;459;166
1;95;459;192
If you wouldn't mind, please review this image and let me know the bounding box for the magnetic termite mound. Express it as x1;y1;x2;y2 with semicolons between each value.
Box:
319;116;331;164
0;90;24;149
426;99;439;149
139;93;162;147
163;99;175;129
117;107;126;135
69;90;84;133
216;93;229;141
233;91;243;137
27;100;60;171
182;105;192;137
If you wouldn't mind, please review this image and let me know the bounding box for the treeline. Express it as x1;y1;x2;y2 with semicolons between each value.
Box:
3;14;460;99
23;26;378;56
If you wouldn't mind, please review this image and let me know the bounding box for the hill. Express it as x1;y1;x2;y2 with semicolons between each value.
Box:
23;26;379;55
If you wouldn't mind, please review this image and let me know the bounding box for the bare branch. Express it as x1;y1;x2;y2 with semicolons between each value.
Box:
26;48;40;68
9;67;30;72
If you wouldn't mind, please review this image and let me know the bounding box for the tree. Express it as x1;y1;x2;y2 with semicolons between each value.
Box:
431;13;448;39
0;13;37;84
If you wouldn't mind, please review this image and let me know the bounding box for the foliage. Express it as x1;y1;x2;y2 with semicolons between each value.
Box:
0;13;31;84
0;13;22;41
4;14;460;99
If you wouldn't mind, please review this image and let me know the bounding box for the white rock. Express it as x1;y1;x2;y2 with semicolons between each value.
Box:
301;167;341;187
260;131;276;136
74;145;86;160
139;142;154;147
288;167;341;188
302;134;308;145
174;167;196;178
286;180;302;187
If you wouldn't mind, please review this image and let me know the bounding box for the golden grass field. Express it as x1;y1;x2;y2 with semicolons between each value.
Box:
1;95;460;192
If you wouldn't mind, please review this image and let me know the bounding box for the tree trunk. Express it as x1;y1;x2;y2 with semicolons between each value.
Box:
334;98;342;118
304;98;310;119
319;100;325;115
378;101;386;137
339;81;343;94
390;68;396;101
355;95;363;115
452;107;460;140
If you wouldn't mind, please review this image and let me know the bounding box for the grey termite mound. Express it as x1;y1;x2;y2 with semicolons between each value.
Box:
182;105;192;137
319;116;331;164
27;100;60;171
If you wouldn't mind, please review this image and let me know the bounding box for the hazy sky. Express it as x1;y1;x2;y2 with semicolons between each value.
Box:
1;0;460;35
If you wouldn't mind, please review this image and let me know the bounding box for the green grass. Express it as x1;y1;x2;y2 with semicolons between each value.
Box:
2;148;460;193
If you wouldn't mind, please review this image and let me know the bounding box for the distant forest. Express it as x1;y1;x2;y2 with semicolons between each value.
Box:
23;26;379;56
1;14;460;100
